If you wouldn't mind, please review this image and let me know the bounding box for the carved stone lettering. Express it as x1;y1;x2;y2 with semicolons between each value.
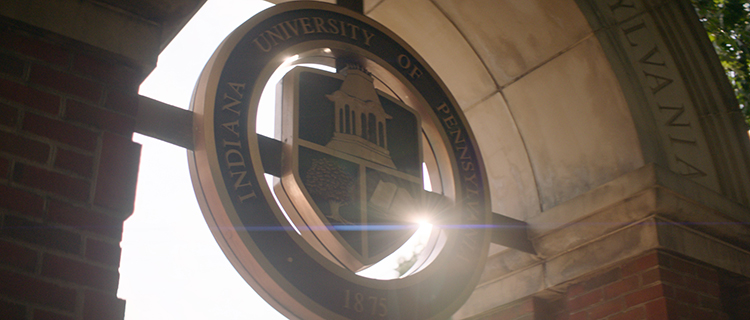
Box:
604;7;719;190
607;0;640;23
252;16;376;53
658;104;691;128
674;155;708;178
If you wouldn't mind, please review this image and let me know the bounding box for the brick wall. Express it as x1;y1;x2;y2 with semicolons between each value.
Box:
720;272;750;319
474;250;733;320
0;21;142;320
564;251;728;320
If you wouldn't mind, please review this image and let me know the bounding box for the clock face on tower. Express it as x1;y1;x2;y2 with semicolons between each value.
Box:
188;2;492;319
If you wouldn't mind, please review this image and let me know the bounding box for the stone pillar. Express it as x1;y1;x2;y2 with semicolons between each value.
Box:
0;0;203;318
562;251;728;320
454;164;750;320
470;250;737;320
0;22;142;320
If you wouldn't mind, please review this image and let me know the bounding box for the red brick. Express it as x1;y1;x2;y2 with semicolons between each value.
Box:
0;157;9;179
47;200;124;240
604;276;639;299
674;288;699;305
641;268;660;286
0;184;45;217
85;238;121;267
661;268;685;286
644;298;669;320
29;65;102;103
569;289;603;312
33;309;75;320
693;264;719;283
0;52;25;78
625;284;665;307
643;267;684;287
0;102;19;127
0;269;77;312
2;215;82;254
0;240;38;272
22;113;99;151
94;132;140;212
0;78;60;114
665;255;696;275
83;290;126;320
0;299;26;320
699;295;722;310
610;306;646;320
536;297;567;320
103;89;138;117
0;130;51;163
568;310;587;320
54;148;93;177
690;278;720;297
72;54;141;90
589;298;623;319
661;283;675;299
0;28;70;66
13;163;90;202
567;283;586;299
518;298;534;314
42;254;119;291
65;99;136;136
689;305;717;319
671;300;693;319
623;252;659;276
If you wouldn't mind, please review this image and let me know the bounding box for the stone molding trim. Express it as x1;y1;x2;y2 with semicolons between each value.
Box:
455;163;750;318
0;0;206;70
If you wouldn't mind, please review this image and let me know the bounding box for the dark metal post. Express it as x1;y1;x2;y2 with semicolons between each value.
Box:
336;0;364;14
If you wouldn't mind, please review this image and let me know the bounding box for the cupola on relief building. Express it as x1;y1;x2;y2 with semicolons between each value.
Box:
327;66;395;168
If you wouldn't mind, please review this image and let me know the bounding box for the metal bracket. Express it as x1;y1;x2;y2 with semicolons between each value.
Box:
135;95;536;254
136;96;194;150
490;214;536;254
336;0;364;14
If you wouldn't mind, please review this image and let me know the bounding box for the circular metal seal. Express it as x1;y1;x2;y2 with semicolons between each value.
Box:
189;2;492;319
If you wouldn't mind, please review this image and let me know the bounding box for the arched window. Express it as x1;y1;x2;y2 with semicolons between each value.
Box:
378;122;385;147
339;108;343;133
345;104;350;134
368;113;377;144
361;113;367;139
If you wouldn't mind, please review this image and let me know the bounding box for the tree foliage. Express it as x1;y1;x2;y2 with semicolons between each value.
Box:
305;158;354;222
692;0;750;127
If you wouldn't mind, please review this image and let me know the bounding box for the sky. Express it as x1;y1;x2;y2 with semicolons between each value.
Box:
116;1;429;318
116;1;287;319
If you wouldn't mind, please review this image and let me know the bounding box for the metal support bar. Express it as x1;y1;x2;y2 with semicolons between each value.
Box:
258;134;283;177
336;0;364;14
491;214;536;254
136;95;284;177
136;95;536;254
136;96;194;150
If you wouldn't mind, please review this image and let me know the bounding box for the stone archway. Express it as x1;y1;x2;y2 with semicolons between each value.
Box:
265;0;750;318
294;0;750;221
